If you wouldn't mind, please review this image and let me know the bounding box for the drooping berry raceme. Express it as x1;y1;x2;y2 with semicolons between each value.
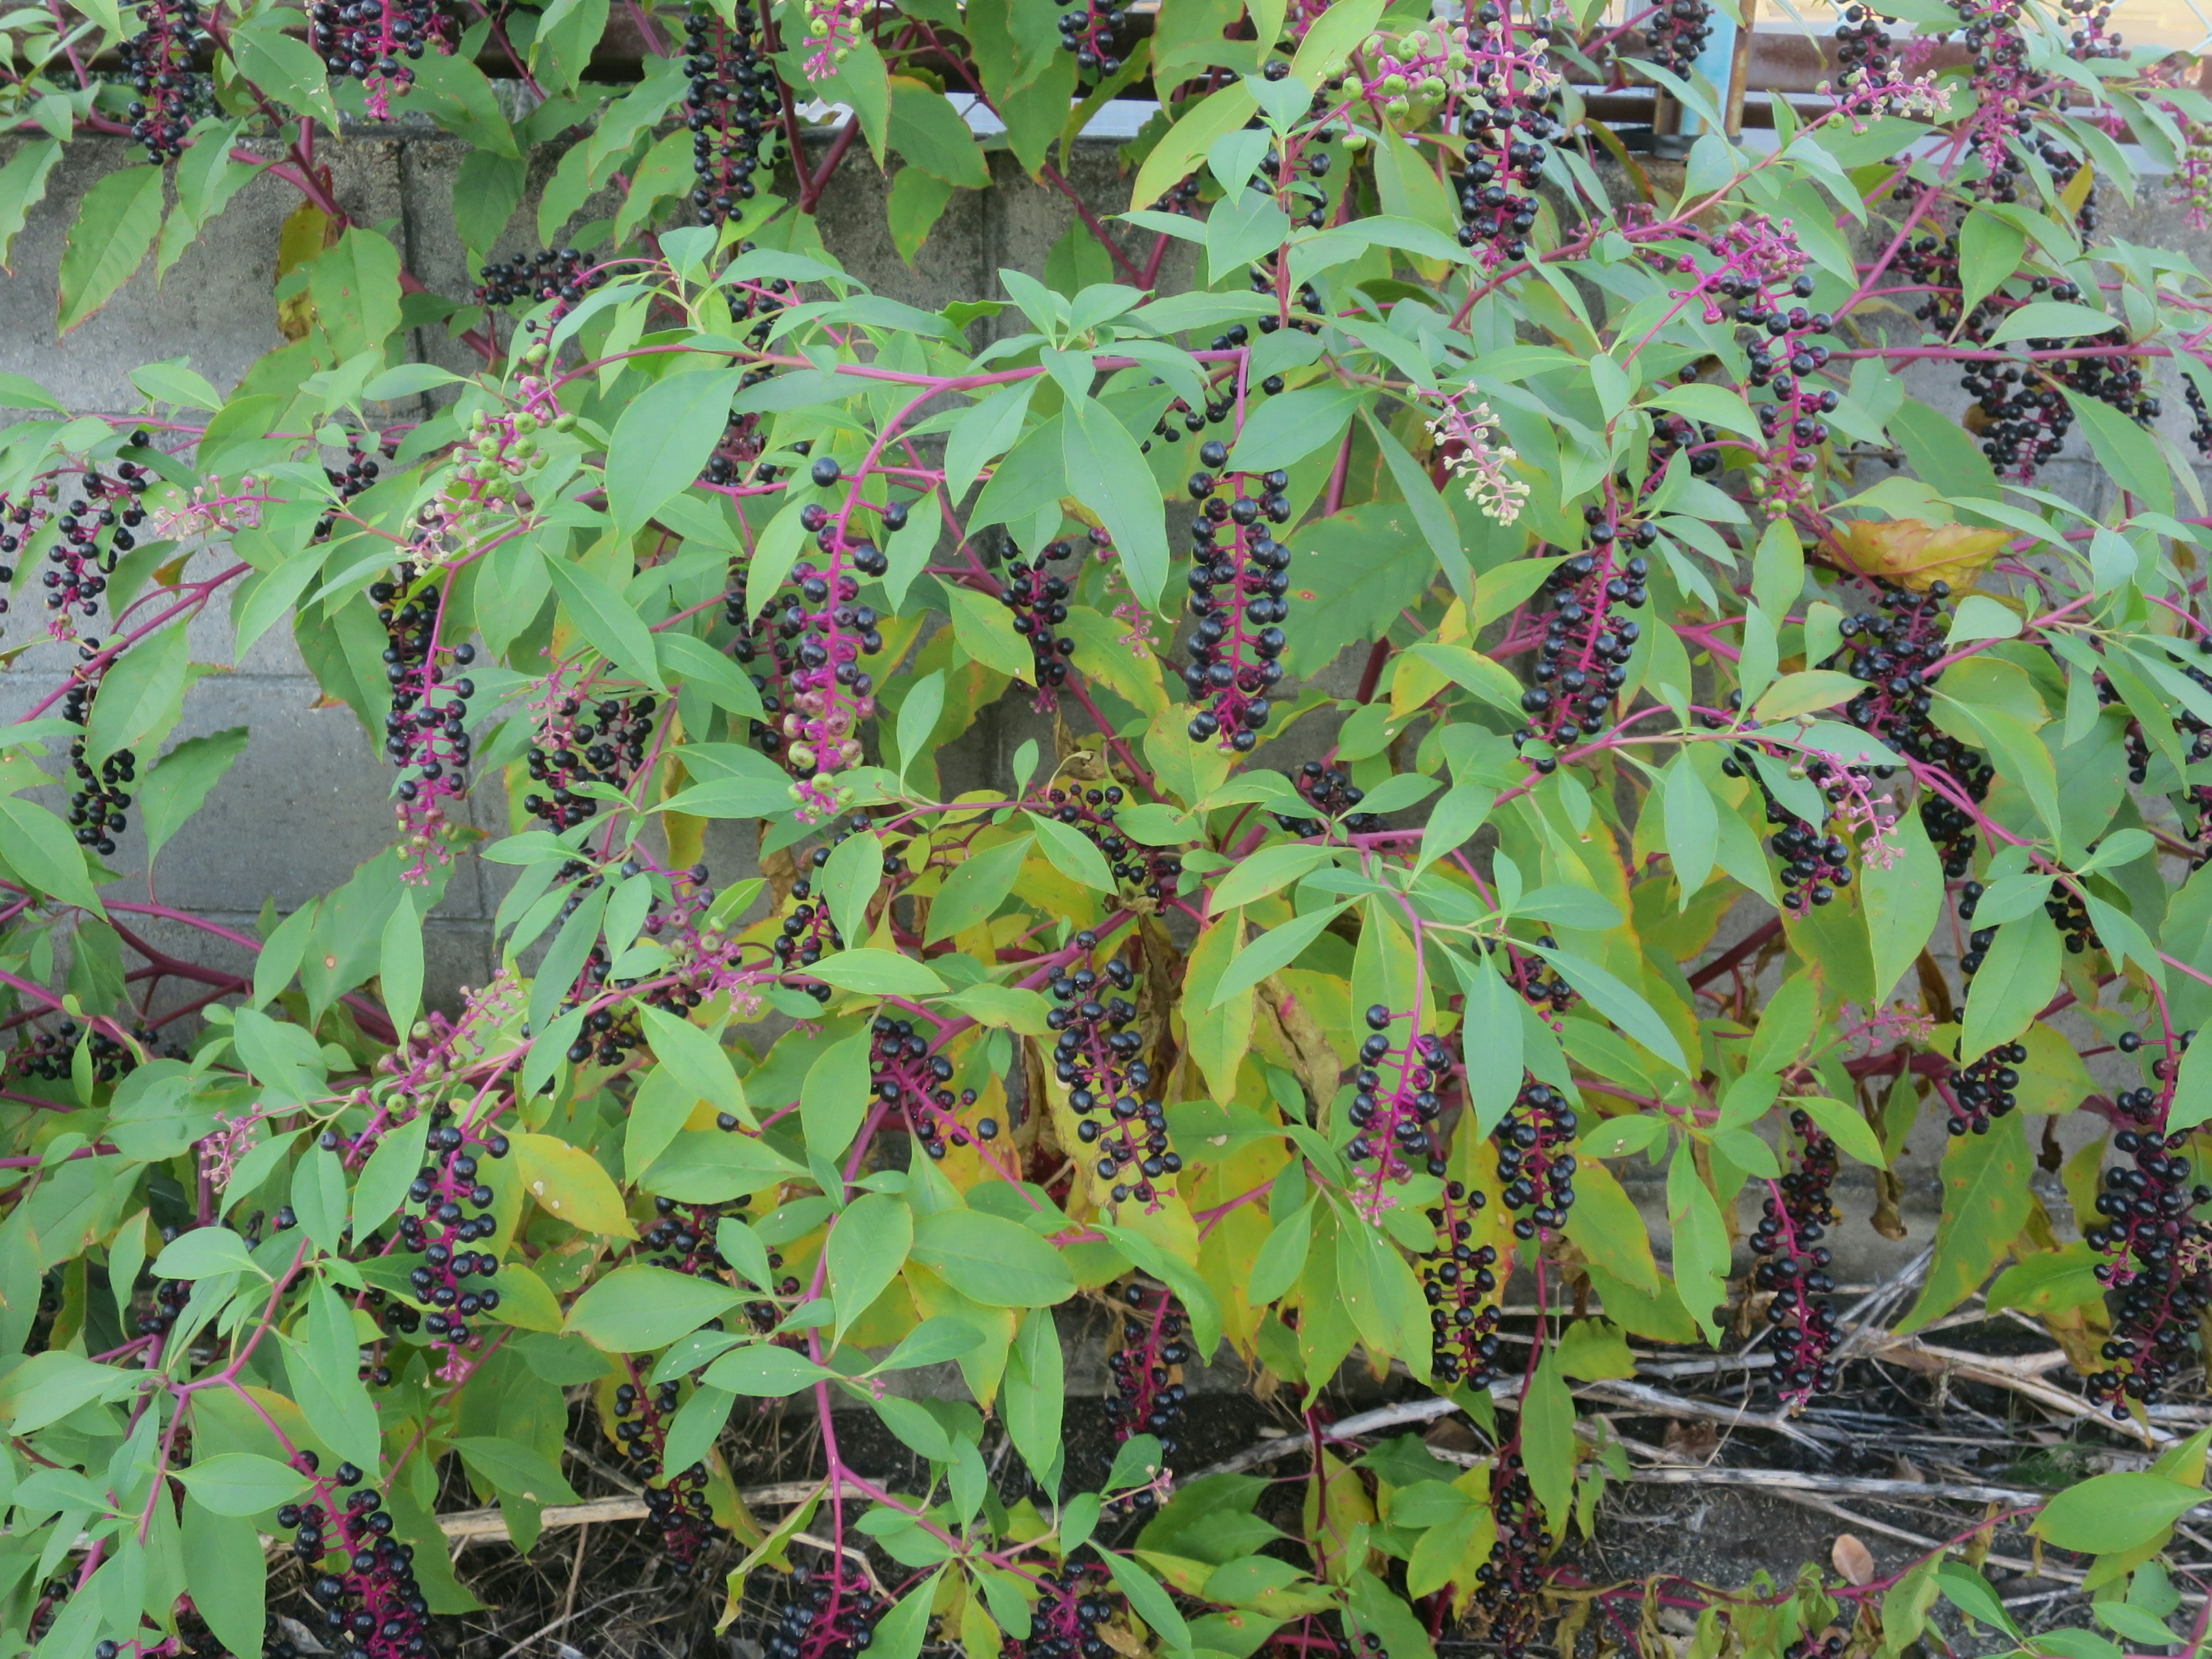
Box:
1105;1278;1190;1459
521;687;658;831
1468;1452;1550;1654
1446;17;1560;267
1347;1003;1452;1215
1001;534;1086;700
1272;762;1382;839
2086;1057;2212;1413
870;1014;995;1164
1181;450;1295;752
59;647;134;858
1055;0;1127;75
275;1452;436;1659
310;0;451;118
1941;1039;2023;1134
1009;1565;1122;1659
119;0;203;161
0;490;46;628
1048;933;1179;1210
1512;501;1649;767
682;5;780;226
473;247;607;318
1491;1080;1577;1241
603;1367;722;1569
1417;1178;1502;1387
47;465;152;619
380;1105;510;1376
1719;743;1854;915
1751;1110;1842;1408
373;561;476;879
768;1563;880;1659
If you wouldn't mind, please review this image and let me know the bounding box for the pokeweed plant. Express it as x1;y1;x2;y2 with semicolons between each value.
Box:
6;0;2212;1656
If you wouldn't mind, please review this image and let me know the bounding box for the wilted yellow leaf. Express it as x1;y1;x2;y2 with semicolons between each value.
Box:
1828;518;2012;593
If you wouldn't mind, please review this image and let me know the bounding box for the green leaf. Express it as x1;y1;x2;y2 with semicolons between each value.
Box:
227;18;341;127
0;793;100;915
1665;1141;1729;1342
923;834;1033;943
1897;1111;2033;1333
1986;1244;2104;1316
1363;410;1471;602
1519;1349;1575;1526
811;948;949;996
888;77;990;187
567;1264;744;1351
1101;1551;1192;1654
1027;812;1116;891
1207;843;1332;914
801;1031;873;1161
378;895;424;1041
1003;1305;1066;1487
1534;947;1687;1074
180;1500;264;1656
58;165;164;334
2035;1472;2205;1554
605;368;743;536
450;1437;582;1505
1794;1096;1888;1168
1985;300;2120;344
1862;806;1941;1005
1209;900;1351;1007
828;1192;912;1345
1960;920;2061;1063
352;1111;431;1241
1063;396;1169;613
308;229;404;361
938;580;1036;681
157;1224;261;1279
1226;384;1364;472
1127;81;1257;217
2070;391;2175;517
701;1343;836;1395
174;1453;310;1516
545;558;668;691
1662;751;1718;896
639;1003;751;1128
657;631;766;721
911;1208;1076;1307
85;627;191;768
0;140;62;274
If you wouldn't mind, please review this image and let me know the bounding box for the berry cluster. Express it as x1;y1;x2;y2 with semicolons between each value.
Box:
2045;878;2099;955
1649;0;1715;75
1492;1081;1577;1240
1501;939;1577;1016
605;1370;721;1567
6;1020;151;1089
765;1564;879;1659
60;655;135;858
1274;762;1382;837
1001;535;1084;693
870;1014;994;1161
437;357;568;543
1105;1278;1190;1457
1645;362;1723;479
2086;1066;2212;1412
1513;510;1649;764
309;0;450;117
1348;1004;1452;1211
1009;1565;1120;1659
1942;1040;2024;1135
1048;934;1178;1209
1449;20;1562;266
1468;1453;1550;1653
319;436;385;539
1751;1110;1841;1407
47;466;151;618
639;1196;732;1276
682;6;778;227
0;492;45;628
1826;581;1950;744
1039;785;1182;904
1054;0;1126;75
119;0;204;161
1181;449;1295;751
521;692;657;830
380;1107;509;1368
373;566;475;877
275;1452;437;1659
472;248;605;319
1721;746;1854;913
1417;1179;1502;1387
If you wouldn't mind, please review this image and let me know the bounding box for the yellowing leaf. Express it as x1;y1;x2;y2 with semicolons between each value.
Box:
515;1132;636;1238
1828;519;2010;593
